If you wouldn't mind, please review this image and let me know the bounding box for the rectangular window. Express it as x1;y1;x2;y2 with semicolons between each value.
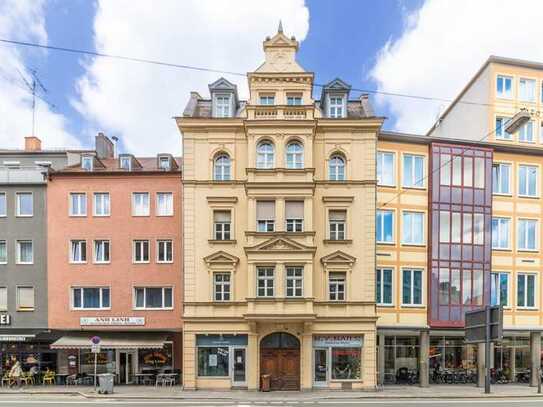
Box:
16;241;33;264
0;287;6;311
473;213;484;245
72;287;110;309
440;154;451;185
214;273;231;301
133;240;149;263
17;286;35;311
287;95;302;105
0;192;6;216
120;156;131;170
93;193;110;216
93;240;110;263
256;201;275;232
214;211;231;240
402;154;424;188
492;163;511;194
519;121;534;143
256;267;274;297
464;156;473;187
132;192;150;216
439;210;450;243
495;117;512;140
376;268;393;305
156;192;173;216
16;192;33;217
286;267;303;298
157;240;173;263
517;274;535;308
496;75;512;99
134;287;173;309
519;165;538;197
452;155;462;186
329;272;345;301
329;210;346;240
69;193;87;216
439;268;450;304
492;217;510;249
402;269;422;305
328;96;344;118
159;156;171;170
377;152;395;186
198;347;229;377
402;211;424;245
376;210;394;243
519;78;536;102
462;213;472;244
491;272;509;307
285;201;304;232
81;156;93;171
0;241;6;264
214;95;231;118
331;347;361;380
70;240;87;263
259;95;275;105
518;219;537;251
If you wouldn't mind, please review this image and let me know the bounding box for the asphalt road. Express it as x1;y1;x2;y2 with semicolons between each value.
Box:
0;397;542;407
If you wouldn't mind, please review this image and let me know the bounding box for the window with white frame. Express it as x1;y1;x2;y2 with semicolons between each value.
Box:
133;240;149;263
492;163;511;194
286;266;303;297
214;273;231;301
496;75;512;99
286;142;304;169
377;151;395;186
93;193;110;216
213;211;231;240
519;78;536;102
256;201;275;232
328;96;344;118
402;154;424;188
259;94;275;105
492;217;510;249
69;193;87;216
519;165;538;197
402;268;422;306
159;156;171;170
214;95;231;118
156;192;173;216
256;267;274;297
402;211;424;245
376;268;393;305
132;192;150;216
256;141;274;169
518;219;537;251
157;240;173;263
93;240;110;263
0;241;6;264
517;274;535;308
329;155;345;181
134;287;173;309
491;272;509;307
329;210;346;240
376;210;394;243
519;121;534;143
81;156;93;171
120;156;131;170
495;117;512;140
16;192;33;217
214;154;231;181
70;240;86;263
328;272;345;301
0;287;6;311
0;192;5;217
72;287;110;309
17;286;34;311
17;241;33;264
287;94;302;105
285;201;304;232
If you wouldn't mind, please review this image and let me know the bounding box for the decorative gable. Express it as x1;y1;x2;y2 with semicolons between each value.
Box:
203;251;239;267
320;250;356;268
245;236;316;254
209;77;237;92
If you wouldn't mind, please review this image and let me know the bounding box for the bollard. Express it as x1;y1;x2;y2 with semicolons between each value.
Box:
538;367;541;394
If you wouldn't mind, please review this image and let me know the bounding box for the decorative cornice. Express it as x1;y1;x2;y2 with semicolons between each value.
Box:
206;196;238;203
322;196;354;203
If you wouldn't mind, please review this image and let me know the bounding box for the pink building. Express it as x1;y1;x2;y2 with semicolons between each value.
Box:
47;135;182;384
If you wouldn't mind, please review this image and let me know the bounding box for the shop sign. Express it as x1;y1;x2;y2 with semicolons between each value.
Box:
0;314;11;325
313;335;363;348
196;334;248;347
80;317;145;326
0;336;28;342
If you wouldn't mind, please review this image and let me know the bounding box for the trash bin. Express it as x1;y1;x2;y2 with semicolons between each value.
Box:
98;373;114;394
261;374;271;392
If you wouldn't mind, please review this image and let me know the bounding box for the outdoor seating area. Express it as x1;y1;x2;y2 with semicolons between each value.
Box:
1;368;58;387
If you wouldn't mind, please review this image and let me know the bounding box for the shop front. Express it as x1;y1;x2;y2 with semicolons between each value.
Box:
312;335;363;388
0;330;59;376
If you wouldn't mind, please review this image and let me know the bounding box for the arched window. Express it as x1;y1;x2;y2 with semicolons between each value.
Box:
256;141;274;169
286;142;304;169
214;154;231;181
329;155;345;181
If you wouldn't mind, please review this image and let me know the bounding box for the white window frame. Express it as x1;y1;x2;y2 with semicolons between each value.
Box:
0;240;6;264
402;154;425;188
287;95;302;105
69;193;87;216
328;155;346;181
519;78;536;102
133;240;150;264
214;211;231;240
491;217;511;250
376;268;393;306
213;154;231;181
256;267;274;298
256;141;275;169
16;192;33;217
16;240;33;264
401;211;424;245
214;94;231;118
329;210;346;241
133;287;174;310
517;273;536;309
0;287;7;311
328;272;346;301
259;94;275;105
0;192;6;217
491;272;509;308
93;240;111;264
159;156;171;170
496;75;512;99
518;165;538;198
377;151;395;187
16;286;35;311
517;218;538;251
156;192;174;216
377;210;394;244
81;156;93;171
401;268;423;306
69;240;87;264
213;273;231;302
286;142;304;169
71;287;111;310
492;163;511;195
93;193;110;217
119;156;131;170
285;266;303;298
495;117;512;140
519;121;535;143
156;239;173;263
328;95;345;118
132;192;150;217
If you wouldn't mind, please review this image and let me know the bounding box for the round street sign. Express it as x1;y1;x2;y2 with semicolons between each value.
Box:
91;336;101;345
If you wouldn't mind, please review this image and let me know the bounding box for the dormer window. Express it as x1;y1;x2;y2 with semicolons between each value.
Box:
287;94;302;106
259;94;275;105
214;95;231;118
120;156;131;171
81;156;93;171
329;96;344;118
159;156;171;170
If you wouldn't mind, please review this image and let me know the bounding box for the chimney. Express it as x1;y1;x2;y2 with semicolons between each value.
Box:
95;132;114;159
24;136;42;152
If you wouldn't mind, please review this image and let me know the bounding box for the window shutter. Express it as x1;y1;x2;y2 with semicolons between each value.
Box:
214;210;231;222
285;201;304;219
329;210;346;221
0;287;6;309
18;287;34;309
256;201;275;220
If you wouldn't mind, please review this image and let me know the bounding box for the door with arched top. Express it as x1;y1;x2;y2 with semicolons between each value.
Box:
260;332;300;390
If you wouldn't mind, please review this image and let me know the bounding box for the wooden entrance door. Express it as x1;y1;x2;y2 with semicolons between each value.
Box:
260;333;300;390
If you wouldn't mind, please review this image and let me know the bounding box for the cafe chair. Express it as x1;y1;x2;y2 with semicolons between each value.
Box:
43;371;56;385
1;373;11;387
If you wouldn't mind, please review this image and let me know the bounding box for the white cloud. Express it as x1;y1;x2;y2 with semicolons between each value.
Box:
371;0;543;135
0;0;80;149
75;0;309;156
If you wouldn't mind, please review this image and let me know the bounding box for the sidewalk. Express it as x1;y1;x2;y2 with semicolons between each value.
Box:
1;384;543;400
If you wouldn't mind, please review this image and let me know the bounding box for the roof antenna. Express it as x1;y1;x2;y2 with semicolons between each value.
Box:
278;20;283;34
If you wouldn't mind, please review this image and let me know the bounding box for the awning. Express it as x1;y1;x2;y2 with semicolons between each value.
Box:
50;333;169;350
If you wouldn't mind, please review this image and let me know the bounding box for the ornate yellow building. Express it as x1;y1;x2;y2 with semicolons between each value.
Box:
177;26;383;390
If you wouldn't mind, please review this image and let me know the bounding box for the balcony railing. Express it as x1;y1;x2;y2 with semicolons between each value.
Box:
247;105;314;120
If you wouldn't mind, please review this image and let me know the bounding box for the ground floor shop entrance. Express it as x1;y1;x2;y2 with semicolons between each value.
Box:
260;332;300;390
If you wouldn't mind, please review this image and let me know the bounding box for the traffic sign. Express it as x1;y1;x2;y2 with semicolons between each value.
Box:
465;305;503;343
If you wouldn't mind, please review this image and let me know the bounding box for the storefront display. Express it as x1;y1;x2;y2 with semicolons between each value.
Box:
138;342;173;371
382;336;419;384
313;335;363;384
196;334;247;382
0;341;57;374
79;349;116;374
494;336;529;381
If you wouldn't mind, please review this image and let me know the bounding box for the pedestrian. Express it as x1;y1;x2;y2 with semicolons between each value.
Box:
9;361;22;388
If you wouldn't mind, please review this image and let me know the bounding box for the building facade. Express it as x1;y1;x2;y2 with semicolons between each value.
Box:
47;136;183;383
178;27;383;391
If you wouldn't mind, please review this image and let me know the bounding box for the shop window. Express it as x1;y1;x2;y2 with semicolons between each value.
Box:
331;348;361;380
198;347;229;377
80;350;115;374
69;193;87;216
132;192;150;216
157;240;173;263
377;152;395;186
492;217;511;249
139;343;173;372
156;192;173;216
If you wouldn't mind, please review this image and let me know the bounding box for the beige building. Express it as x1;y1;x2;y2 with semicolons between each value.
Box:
176;26;383;391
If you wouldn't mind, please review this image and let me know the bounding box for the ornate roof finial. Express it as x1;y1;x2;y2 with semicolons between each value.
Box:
278;19;283;34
